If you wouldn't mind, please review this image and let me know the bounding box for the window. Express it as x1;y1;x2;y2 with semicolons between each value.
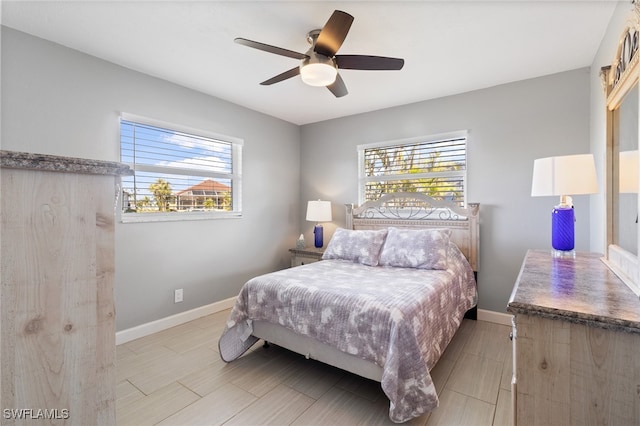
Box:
358;131;467;206
120;114;242;222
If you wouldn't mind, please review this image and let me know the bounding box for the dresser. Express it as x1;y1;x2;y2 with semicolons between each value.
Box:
1;151;130;425
507;250;640;426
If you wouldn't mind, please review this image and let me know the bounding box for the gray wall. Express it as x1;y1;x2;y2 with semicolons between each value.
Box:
2;24;596;325
1;27;301;331
300;69;591;314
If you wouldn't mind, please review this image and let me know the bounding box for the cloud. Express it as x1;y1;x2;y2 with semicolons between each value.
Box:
162;132;228;154
158;155;231;173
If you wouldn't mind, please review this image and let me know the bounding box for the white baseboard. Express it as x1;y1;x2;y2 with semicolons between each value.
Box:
477;309;513;326
116;297;236;345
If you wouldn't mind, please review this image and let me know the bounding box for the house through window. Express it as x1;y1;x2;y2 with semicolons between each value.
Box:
120;115;242;221
358;131;467;206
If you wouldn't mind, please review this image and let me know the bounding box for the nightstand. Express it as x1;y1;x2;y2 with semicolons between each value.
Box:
289;247;325;267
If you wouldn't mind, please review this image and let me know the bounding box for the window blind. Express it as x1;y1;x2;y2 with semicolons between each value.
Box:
120;118;241;216
359;133;467;206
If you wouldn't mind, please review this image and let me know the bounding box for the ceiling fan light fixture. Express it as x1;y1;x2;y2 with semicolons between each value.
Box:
300;51;337;87
300;63;337;86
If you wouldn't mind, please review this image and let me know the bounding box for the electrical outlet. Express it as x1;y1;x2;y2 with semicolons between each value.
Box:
174;288;183;303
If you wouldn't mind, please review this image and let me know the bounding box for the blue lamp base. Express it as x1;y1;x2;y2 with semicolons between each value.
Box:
551;206;575;258
313;224;324;248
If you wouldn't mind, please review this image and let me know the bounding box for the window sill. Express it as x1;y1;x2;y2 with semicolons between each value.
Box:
120;211;242;224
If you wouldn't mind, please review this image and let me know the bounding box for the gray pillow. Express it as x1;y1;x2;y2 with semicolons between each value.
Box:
322;228;388;266
379;227;451;270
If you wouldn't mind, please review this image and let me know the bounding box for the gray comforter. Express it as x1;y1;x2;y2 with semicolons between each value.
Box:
218;243;476;423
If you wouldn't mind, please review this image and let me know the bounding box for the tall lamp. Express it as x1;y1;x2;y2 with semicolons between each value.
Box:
306;200;332;248
531;154;598;256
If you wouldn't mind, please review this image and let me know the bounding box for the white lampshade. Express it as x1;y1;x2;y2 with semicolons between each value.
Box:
531;154;599;197
619;150;639;193
306;200;332;222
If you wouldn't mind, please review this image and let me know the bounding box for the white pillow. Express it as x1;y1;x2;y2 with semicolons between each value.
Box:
379;227;451;270
322;228;388;266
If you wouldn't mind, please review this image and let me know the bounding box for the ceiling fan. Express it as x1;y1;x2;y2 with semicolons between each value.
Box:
235;10;405;98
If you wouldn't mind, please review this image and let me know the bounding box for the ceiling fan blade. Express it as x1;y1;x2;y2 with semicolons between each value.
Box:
235;38;308;60
327;73;348;98
260;67;300;85
315;10;354;57
335;55;405;70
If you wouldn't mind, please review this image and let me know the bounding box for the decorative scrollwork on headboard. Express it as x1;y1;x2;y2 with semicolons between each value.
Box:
349;192;478;222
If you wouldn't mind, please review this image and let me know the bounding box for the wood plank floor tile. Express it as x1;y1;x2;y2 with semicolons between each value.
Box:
123;322;195;354
192;309;231;330
223;384;315;425
162;324;219;354
430;357;455;395
444;352;503;404
116;380;144;406
155;382;257;426
492;388;513;426
229;347;303;397
116;345;178;386
281;357;345;399
426;389;495;426
353;395;432;426
116;382;200;426
439;323;471;364
500;352;513;391
179;349;272;397
116;343;137;363
335;372;387;402
127;344;218;395
462;322;511;363
290;386;383;425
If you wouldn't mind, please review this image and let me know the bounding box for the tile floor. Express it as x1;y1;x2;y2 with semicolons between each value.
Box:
117;309;513;425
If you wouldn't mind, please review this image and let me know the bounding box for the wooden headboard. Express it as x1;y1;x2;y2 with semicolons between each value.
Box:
345;193;480;271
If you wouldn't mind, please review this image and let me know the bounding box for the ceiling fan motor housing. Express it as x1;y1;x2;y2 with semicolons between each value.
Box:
306;29;322;45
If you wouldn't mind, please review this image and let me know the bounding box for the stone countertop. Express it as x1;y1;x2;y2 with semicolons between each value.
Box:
507;249;640;334
1;150;132;176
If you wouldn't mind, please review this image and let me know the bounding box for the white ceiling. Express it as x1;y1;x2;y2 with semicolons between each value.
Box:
1;1;620;125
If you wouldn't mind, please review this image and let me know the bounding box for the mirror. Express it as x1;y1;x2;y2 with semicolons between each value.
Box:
602;3;640;297
615;86;638;255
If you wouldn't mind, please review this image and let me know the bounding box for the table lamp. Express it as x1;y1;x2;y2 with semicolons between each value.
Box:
306;200;332;248
531;154;598;256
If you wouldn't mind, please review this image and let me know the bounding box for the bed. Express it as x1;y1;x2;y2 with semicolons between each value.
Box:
218;193;480;423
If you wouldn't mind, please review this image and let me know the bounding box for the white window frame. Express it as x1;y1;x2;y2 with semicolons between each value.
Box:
357;130;468;206
119;113;243;223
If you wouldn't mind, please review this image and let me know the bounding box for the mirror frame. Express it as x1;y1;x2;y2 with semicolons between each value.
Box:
601;1;640;297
